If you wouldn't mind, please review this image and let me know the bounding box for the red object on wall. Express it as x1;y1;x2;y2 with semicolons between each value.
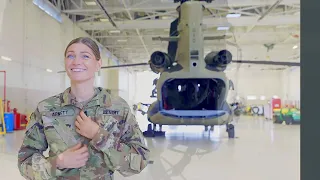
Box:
272;98;282;110
20;114;27;129
13;108;26;130
7;100;11;112
13;108;21;130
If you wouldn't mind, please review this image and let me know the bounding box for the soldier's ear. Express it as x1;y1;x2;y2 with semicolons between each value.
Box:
96;59;102;72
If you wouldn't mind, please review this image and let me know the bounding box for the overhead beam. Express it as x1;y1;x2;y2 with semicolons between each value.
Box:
95;27;299;38
61;0;299;15
77;15;300;30
104;41;299;48
237;0;283;42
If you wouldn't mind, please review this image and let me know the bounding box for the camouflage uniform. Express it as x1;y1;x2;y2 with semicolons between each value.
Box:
18;87;150;180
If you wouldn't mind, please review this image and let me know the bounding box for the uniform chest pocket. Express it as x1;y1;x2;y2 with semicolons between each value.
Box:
42;116;78;152
43;121;61;142
42;121;68;153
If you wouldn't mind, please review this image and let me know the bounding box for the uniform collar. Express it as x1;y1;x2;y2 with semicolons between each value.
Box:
61;87;111;109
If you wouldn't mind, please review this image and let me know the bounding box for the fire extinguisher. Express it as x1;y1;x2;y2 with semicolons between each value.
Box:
7;100;10;112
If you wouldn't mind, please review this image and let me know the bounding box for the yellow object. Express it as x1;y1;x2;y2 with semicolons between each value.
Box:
137;103;142;111
273;109;281;112
0;98;6;135
281;108;289;114
25;112;31;127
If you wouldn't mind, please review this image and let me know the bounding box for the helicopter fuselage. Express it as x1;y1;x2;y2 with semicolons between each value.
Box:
146;1;234;126
147;69;234;126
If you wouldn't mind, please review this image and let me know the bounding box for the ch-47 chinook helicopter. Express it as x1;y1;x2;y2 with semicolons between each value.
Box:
58;0;300;138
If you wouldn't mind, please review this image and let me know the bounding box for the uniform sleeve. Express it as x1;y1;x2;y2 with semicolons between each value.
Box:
90;106;150;177
18;108;58;180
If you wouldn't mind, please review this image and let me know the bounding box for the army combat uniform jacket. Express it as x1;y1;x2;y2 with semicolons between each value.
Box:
18;87;150;180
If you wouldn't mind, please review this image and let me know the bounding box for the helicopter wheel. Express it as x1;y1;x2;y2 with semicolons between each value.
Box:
143;123;165;137
226;124;235;138
154;124;165;137
210;125;214;131
143;124;155;137
204;125;208;131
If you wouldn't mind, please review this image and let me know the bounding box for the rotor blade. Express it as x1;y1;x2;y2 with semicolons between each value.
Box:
152;36;179;42
57;63;149;73
100;62;149;69
152;35;230;41
231;60;300;66
204;35;232;40
57;60;300;73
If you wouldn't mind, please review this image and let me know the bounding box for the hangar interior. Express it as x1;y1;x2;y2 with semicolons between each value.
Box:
0;0;299;180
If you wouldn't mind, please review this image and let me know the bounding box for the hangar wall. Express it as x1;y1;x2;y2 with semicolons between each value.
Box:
226;69;283;104
281;67;300;106
0;0;120;114
118;68;137;107
134;71;159;105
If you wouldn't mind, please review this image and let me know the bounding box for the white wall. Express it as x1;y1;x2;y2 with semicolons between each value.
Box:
0;0;119;114
226;69;283;105
128;72;137;106
134;71;159;104
118;68;129;102
281;67;300;107
118;69;137;107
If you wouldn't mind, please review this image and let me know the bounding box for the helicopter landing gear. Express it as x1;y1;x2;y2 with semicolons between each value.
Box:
143;123;165;137
204;125;214;132
226;123;235;138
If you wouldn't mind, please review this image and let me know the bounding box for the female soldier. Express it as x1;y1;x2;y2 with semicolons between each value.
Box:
17;37;150;179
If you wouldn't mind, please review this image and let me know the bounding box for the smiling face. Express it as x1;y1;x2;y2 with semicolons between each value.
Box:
64;41;102;83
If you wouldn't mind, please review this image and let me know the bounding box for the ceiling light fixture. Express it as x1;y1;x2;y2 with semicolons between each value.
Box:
226;13;241;18
162;16;172;20
109;30;121;33
85;1;97;6
117;39;127;42
100;18;109;22
217;26;230;31
293;45;298;49
1;56;12;61
46;69;53;72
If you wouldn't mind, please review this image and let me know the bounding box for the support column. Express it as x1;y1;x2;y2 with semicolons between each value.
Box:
102;69;119;96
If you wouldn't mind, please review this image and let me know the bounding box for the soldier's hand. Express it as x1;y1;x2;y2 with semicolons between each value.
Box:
56;143;89;169
75;111;100;139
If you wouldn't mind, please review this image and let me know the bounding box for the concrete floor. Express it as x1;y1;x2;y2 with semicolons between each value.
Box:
0;115;300;180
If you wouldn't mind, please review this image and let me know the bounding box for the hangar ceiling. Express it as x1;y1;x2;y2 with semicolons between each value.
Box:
48;0;300;71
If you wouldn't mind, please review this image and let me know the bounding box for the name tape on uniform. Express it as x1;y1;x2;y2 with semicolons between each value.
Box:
50;109;75;117
103;109;120;115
